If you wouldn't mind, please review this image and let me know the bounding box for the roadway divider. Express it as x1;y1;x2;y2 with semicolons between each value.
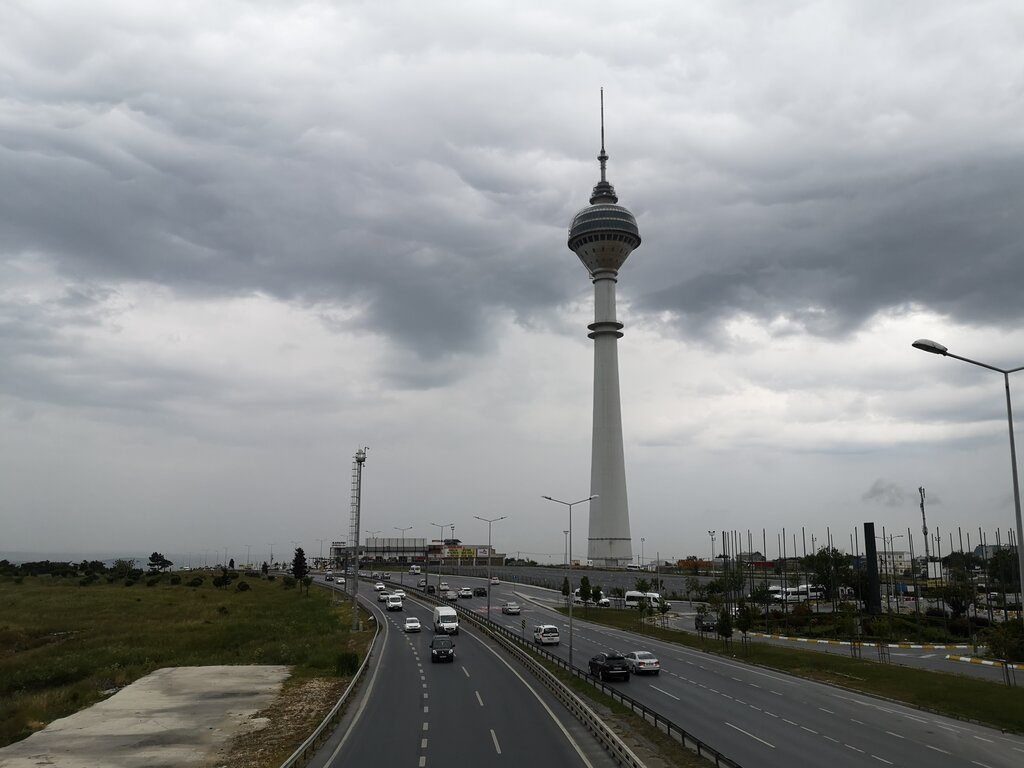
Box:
279;592;380;768
417;592;742;768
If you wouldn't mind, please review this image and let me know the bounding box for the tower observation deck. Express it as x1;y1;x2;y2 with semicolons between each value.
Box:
566;93;640;567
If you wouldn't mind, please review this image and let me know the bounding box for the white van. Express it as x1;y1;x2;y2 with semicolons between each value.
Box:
624;591;669;609
533;625;560;645
433;605;459;635
385;594;403;611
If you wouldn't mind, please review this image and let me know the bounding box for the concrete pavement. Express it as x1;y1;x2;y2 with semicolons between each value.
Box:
0;665;290;768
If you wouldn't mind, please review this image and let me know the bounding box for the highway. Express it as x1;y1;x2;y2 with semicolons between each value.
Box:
439;573;1024;768
309;578;617;768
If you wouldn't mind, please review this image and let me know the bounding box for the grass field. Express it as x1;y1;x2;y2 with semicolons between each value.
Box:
0;573;371;748
565;607;1024;733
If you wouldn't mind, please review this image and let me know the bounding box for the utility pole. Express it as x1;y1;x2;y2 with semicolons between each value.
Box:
349;447;368;631
919;486;930;579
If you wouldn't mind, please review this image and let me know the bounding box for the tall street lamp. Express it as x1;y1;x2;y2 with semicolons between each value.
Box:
640;537;645;570
395;526;413;585
542;494;597;670
430;521;453;593
474;515;507;621
708;530;716;572
913;338;1024;621
563;530;569;569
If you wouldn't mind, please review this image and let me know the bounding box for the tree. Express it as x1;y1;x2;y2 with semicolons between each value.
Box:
261;562;269;575
988;549;1020;592
578;576;592;605
112;558;136;579
634;578;651;593
229;558;235;569
591;584;603;604
292;548;310;593
735;603;754;636
801;546;854;600
685;576;700;604
717;607;734;641
147;552;172;573
561;576;570;602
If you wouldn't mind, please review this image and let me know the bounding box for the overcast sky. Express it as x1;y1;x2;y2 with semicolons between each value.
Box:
3;0;1023;566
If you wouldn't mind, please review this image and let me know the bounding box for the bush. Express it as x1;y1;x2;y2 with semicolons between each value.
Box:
124;580;135;587
282;576;297;590
335;651;360;676
187;577;204;588
236;581;251;592
169;575;181;585
267;575;276;582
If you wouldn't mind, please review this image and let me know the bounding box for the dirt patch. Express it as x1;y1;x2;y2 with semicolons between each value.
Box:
211;677;349;768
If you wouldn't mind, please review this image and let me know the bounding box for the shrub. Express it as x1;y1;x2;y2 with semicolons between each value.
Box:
267;575;276;582
169;575;181;585
282;576;297;590
124;580;135;587
187;577;204;588
236;581;251;592
335;651;360;676
146;578;160;587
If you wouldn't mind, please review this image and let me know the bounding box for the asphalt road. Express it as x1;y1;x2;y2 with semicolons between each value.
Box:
434;573;1024;768
308;579;617;768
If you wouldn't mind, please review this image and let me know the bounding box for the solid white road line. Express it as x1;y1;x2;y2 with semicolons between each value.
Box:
885;731;903;739
925;744;951;754
725;722;775;748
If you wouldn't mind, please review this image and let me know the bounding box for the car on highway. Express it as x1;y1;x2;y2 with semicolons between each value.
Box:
588;652;630;681
325;572;334;581
426;585;436;594
385;594;403;611
445;590;458;600
418;579;427;587
429;635;455;663
623;651;660;675
533;624;560;645
501;601;521;615
382;573;392;580
472;586;487;597
377;590;391;602
440;581;450;591
392;589;406;598
458;587;473;598
373;582;385;591
404;617;421;633
490;576;500;585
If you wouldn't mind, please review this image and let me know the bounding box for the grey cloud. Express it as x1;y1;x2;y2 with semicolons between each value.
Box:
862;479;912;507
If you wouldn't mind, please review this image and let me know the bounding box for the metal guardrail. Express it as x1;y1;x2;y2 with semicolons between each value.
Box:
278;594;380;768
421;592;742;768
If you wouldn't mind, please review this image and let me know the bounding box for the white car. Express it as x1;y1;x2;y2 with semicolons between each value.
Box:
378;590;391;602
490;576;500;585
533;625;560;645
458;587;473;599
440;581;450;591
392;589;406;598
404;617;421;632
373;582;386;591
418;579;427;587
623;650;661;675
445;590;458;600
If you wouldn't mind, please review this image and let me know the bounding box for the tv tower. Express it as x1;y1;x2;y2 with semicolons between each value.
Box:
567;90;641;567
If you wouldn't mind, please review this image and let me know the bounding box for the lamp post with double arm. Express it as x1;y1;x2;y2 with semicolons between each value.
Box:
542;494;597;670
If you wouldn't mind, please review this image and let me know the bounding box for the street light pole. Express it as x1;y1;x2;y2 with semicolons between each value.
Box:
708;530;716;573
563;530;569;569
542;494;597;670
430;521;453;594
640;537;645;570
474;515;507;621
913;338;1024;623
395;525;413;586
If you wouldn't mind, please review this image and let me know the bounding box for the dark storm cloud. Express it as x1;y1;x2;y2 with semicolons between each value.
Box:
634;151;1024;342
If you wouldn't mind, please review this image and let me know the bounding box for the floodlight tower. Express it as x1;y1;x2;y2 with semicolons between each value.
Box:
567;91;641;567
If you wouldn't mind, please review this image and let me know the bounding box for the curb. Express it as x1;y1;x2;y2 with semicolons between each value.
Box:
748;632;974;651
945;654;1023;670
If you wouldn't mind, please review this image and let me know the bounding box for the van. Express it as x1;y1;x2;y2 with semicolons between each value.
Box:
624;591;669;610
385;594;403;611
533;625;560;645
626;563;641;571
433;605;459;635
409;565;421;575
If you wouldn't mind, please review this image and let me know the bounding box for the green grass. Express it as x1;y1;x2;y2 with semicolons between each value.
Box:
565;608;1024;733
0;573;371;747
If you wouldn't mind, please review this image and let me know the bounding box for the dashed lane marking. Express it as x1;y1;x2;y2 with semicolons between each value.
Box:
649;685;681;701
490;729;502;755
476;691;484;707
725;722;775;748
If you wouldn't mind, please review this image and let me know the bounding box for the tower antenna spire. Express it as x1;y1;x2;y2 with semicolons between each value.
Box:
599;88;608;182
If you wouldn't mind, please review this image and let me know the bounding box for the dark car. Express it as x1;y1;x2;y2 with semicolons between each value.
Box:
589;652;630;681
426;585;436;594
695;615;716;632
430;635;455;663
472;586;487;597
